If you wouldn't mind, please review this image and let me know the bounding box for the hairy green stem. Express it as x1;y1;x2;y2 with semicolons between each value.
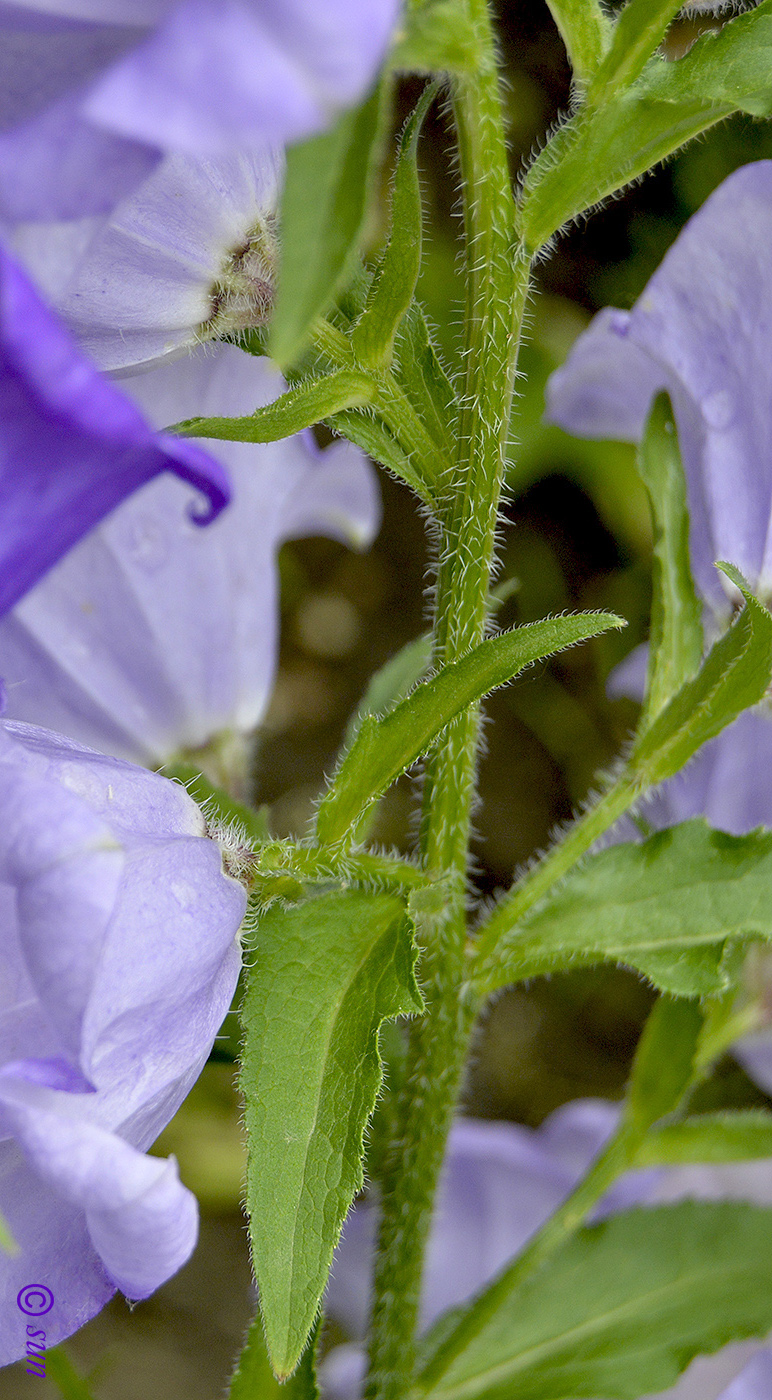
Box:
364;6;528;1398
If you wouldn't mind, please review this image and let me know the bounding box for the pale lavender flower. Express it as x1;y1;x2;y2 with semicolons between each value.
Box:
13;147;283;372
546;161;772;624
320;1105;772;1400
0;717;246;1363
0;0;401;223
0;245;229;616
0;343;380;771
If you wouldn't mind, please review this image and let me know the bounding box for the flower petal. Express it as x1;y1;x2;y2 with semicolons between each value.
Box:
0;1074;197;1299
0;248;230;616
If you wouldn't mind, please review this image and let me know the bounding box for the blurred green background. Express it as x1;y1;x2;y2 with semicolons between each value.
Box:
7;3;772;1395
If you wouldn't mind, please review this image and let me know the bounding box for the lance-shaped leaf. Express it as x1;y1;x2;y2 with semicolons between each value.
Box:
521;89;726;253
623;994;703;1135
637;1111;772;1168
544;0;610;80
630;565;772;788
270;85;390;367
316;611;624;845
637;394;703;725
169;370;374;443
351;83;437;370
413;1202;772;1400
485;819;772;997
587;0;683;106
240;890;422;1378
637;0;772;119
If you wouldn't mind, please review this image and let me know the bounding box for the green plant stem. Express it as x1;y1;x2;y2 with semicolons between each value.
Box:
411;1121;640;1394
471;768;639;991
364;6;527;1398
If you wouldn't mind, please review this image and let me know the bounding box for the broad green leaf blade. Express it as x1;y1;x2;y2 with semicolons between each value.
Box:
414;1203;772;1400
391;0;481;74
351;83;438;370
637;0;772;118
240;890;423;1377
316;611;624;845
588;0;682;105
229;1312;319;1399
630;567;772;788
637;394;703;724
270;84;389;367
488;820;772;996
520;92;726;254
625;996;702;1134
545;0;610;79
170;370;374;443
638;1111;772;1167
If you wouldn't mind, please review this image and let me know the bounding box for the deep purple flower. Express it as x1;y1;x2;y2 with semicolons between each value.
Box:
14;148;284;372
0;0;402;223
0;717;245;1363
320;1105;772;1400
0;344;380;775
546;161;772;624
0;245;229;618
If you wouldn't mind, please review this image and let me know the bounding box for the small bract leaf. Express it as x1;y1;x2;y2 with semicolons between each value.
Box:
316;612;624;846
169;370;374;443
240;890;422;1377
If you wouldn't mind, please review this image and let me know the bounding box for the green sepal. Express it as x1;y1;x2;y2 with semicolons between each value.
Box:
544;0;610;79
484;819;772;997
269;83;390;367
587;0;683;106
351;83;438;371
637;0;772;119
162;761;270;847
168;369;374;443
240;890;422;1377
394;304;458;464
630;566;772;788
316;611;625;846
637;394;703;725
325;410;437;509
413;1203;772;1400
391;0;481;75
521;91;726;254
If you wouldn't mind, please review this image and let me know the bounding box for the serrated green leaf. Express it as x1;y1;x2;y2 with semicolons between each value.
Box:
240;890;422;1377
588;0;682;105
414;1203;772;1400
169;369;374;443
391;0;481;74
520;91;727;254
638;1110;772;1167
270;84;389;367
637;1;772;118
488;820;772;996
630;567;772;788
637;394;703;724
229;1313;319;1399
351;83;438;371
316;611;624;845
545;0;610;79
